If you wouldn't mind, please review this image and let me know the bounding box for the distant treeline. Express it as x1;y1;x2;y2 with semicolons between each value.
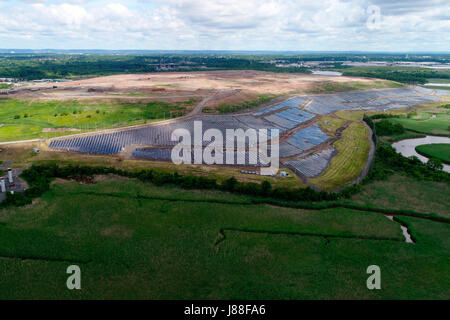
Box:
0;54;310;80
342;68;450;84
0;56;159;80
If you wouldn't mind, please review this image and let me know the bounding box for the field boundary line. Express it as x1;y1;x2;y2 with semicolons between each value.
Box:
55;187;450;224
214;227;405;250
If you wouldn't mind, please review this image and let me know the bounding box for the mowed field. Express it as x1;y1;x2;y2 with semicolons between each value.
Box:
310;116;371;190
415;144;450;164
390;113;450;136
387;104;450;136
0;176;448;299
350;174;450;218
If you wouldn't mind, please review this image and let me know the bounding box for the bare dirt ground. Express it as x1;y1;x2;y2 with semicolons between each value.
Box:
42;128;81;133
10;70;385;111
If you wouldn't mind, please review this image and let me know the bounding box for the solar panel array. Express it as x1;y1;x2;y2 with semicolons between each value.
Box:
263;114;299;129
49;125;177;154
132;148;172;160
283;148;336;177
132;147;271;167
278;142;305;157
304;87;441;114
253;96;307;116
49;87;442;172
49;113;285;155
285;124;330;153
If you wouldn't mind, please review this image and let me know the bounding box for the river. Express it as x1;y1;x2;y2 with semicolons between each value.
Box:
392;136;450;173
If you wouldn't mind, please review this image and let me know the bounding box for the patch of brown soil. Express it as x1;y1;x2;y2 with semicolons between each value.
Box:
9;70;381;107
50;178;72;185
42;128;81;133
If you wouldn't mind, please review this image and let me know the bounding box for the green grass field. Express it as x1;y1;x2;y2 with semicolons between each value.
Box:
423;78;450;91
306;80;402;94
415;144;450;164
349;174;450;218
426;78;450;84
424;86;450;91
0;98;191;142
389;112;450;136
317;116;347;135
0;176;448;299
205;94;276;114
0;84;13;89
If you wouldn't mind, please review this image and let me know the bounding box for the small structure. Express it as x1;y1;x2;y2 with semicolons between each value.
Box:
240;170;259;175
7;168;13;184
0;168;27;201
33;148;40;153
280;171;290;177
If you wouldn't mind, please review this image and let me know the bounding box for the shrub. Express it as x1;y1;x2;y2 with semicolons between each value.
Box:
407;111;417;118
375;120;404;136
261;180;272;196
427;158;443;171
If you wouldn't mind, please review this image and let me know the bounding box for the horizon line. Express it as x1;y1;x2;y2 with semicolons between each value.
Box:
1;49;450;55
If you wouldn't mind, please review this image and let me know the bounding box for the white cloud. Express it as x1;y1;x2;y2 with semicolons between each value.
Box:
0;0;448;51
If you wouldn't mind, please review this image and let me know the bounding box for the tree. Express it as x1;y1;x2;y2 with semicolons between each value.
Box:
261;180;272;196
222;177;238;191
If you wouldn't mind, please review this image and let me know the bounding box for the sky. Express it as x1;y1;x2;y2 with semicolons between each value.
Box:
0;0;449;52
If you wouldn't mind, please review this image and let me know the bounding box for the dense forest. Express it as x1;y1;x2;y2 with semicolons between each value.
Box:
341;67;450;84
0;54;310;80
0;52;449;83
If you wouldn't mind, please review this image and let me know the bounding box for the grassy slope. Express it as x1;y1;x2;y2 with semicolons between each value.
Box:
317;116;346;136
310;121;370;190
2;176;449;299
415;144;450;164
0;99;190;142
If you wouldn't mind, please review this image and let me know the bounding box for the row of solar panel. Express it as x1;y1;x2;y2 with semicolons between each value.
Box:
132;147;271;166
48;87;439;157
303;88;440;114
287;124;330;151
253;96;307;116
283;148;335;178
49;118;283;156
